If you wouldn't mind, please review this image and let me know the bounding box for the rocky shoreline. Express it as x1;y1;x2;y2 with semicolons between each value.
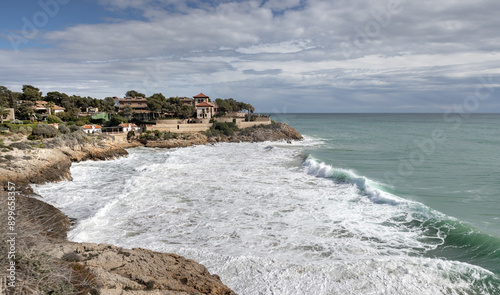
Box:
0;122;302;294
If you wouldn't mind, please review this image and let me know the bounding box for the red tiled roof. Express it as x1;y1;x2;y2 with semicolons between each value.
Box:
83;125;102;129
119;123;138;127
34;101;65;110
193;93;209;98
196;102;212;107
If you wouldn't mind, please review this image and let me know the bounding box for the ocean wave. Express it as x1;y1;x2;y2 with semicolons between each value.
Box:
302;155;405;206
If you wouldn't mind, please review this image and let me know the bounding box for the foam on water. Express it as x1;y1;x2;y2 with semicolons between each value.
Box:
33;140;500;294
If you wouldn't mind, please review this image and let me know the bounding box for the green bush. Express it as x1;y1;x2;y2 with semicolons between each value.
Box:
127;131;135;141
4;123;37;133
162;131;178;140
212;122;238;136
47;115;63;124
32;123;58;138
58;124;70;134
17;126;33;135
69;124;81;132
27;134;40;140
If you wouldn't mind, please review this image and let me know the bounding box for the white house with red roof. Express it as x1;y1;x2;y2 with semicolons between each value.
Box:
31;101;66;117
82;124;102;134
119;123;141;132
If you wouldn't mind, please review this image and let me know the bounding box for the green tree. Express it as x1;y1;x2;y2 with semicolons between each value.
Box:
178;105;195;119
167;97;182;106
101;97;116;113
22;85;42;101
125;90;146;98
106;114;126;127
215;98;230;113
0;86;16;108
45;91;69;105
16;101;35;120
121;105;134;120
147;93;167;118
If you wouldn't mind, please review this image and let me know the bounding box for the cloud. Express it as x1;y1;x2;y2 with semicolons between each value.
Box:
1;0;499;112
236;40;314;54
242;69;282;75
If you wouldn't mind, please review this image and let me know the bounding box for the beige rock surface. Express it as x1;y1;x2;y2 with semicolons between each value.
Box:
47;243;236;295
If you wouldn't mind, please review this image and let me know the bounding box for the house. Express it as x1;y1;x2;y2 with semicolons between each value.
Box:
179;97;194;106
86;107;99;114
193;93;219;120
193;93;210;104
30;101;65;117
2;108;15;121
119;123;141;132
82;125;102;134
113;97;150;114
195;101;214;119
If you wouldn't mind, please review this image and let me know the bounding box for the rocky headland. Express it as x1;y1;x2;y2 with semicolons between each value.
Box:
0;122;302;294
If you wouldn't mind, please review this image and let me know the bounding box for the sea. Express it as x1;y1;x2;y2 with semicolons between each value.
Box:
34;113;500;294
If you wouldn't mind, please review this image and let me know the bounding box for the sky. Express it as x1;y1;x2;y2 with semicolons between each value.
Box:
1;0;499;113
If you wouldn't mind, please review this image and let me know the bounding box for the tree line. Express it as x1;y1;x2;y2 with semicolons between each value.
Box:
0;85;255;123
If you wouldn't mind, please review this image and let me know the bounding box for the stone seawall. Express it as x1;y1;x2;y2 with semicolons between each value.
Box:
145;118;272;133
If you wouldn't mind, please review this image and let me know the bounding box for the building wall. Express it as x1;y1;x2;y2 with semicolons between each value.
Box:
4;108;15;121
147;123;212;133
237;120;270;129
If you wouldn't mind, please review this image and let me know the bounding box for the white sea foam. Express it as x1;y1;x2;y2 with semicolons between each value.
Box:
33;142;498;294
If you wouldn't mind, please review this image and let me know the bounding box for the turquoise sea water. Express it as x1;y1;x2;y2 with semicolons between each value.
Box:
276;113;500;274
35;113;500;294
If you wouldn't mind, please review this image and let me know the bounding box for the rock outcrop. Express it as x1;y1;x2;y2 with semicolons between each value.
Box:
141;121;303;148
49;243;236;295
0;137;128;189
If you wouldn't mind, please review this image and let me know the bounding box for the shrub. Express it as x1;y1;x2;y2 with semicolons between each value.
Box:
58;124;70;134
127;131;135;141
10;142;32;150
213;122;238;136
32;123;58;138
27;134;40;140
69;124;81;132
47;115;63;124
18;126;33;135
163;131;178;140
75;120;86;126
4;154;15;161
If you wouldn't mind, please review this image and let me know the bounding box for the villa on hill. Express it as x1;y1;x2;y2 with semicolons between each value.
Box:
119;123;141;132
82;124;102;134
114;96;150;114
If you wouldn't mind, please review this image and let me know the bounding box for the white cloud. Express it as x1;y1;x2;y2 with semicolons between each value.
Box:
236;40;314;54
1;0;500;112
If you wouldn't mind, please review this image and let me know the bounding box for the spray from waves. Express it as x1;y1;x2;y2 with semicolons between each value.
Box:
301;155;500;277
